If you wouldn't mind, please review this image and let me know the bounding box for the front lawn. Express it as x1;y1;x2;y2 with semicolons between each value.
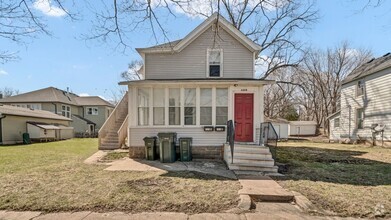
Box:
274;141;391;218
0;139;240;213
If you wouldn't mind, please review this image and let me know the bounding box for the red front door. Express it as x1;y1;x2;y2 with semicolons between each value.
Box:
234;93;254;142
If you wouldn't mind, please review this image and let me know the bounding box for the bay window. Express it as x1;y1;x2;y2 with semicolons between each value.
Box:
184;88;196;125
216;88;228;125
169;88;181;125
200;88;212;125
138;88;150;126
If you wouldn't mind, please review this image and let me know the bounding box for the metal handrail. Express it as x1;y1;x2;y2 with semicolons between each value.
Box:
227;120;235;164
260;122;278;161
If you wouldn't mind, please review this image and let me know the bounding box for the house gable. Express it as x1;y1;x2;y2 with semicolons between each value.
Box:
138;13;261;80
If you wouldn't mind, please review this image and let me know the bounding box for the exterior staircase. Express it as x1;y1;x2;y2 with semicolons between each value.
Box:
224;143;279;174
98;92;128;150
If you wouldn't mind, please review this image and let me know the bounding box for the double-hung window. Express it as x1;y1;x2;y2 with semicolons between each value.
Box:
86;107;98;115
62;105;71;118
334;118;340;128
184;88;196;125
216;88;228;125
356;108;364;129
357;80;364;97
153;88;165;125
169;88;181;125
200;88;212;125
138;88;150;126
208;49;222;77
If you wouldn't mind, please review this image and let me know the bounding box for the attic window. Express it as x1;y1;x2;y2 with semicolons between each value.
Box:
207;49;223;77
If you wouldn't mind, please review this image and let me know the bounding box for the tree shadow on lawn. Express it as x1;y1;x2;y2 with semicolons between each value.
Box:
274;146;391;186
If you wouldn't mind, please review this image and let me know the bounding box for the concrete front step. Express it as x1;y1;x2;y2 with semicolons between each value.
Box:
229;152;273;160
99;144;120;150
230;159;275;166
234;147;271;154
228;164;278;173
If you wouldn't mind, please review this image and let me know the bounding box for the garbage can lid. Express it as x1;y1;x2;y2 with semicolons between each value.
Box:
143;136;157;140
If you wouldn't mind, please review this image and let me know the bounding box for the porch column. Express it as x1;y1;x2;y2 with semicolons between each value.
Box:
259;85;264;123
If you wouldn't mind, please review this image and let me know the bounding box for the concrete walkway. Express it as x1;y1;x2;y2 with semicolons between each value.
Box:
0;210;361;220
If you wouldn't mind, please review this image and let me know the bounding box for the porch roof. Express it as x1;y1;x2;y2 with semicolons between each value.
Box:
118;78;274;86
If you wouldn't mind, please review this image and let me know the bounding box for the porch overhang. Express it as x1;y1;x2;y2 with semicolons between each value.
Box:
118;78;275;86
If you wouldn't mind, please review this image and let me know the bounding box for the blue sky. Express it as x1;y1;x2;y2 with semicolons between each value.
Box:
0;0;390;100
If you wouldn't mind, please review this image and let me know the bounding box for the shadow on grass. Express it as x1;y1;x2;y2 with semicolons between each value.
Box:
275;146;391;186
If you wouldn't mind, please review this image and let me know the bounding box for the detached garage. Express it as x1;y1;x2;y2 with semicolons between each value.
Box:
0;105;72;145
289;121;317;136
265;118;289;140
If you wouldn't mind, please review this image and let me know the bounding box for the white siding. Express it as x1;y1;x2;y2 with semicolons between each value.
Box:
338;68;391;141
271;123;289;139
145;27;254;79
129;127;226;146
329;113;341;141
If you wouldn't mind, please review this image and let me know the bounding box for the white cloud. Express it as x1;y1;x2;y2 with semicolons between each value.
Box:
33;0;67;17
78;93;90;97
0;70;8;76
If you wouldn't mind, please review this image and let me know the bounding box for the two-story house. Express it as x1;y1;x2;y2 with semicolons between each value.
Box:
99;13;278;173
0;87;114;134
328;53;391;147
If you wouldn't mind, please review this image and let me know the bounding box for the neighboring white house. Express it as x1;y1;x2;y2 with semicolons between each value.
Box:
329;53;391;147
99;13;274;160
265;118;289;140
289;121;317;136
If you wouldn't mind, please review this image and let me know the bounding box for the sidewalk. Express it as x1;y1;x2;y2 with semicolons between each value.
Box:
0;210;360;220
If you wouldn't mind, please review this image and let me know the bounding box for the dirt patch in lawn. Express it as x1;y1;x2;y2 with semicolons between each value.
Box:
0;139;241;214
99;152;128;162
273;141;391;218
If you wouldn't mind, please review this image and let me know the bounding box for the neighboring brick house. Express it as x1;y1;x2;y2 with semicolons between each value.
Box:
0;87;114;134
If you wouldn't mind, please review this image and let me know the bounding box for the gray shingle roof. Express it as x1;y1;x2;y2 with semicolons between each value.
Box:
137;39;182;50
342;53;391;85
0;105;71;121
0;87;114;107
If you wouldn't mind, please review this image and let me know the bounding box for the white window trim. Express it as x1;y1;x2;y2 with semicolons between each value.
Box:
206;48;223;78
86;107;99;115
62;104;71;118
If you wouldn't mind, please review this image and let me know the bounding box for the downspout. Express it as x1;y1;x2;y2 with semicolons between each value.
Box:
82;106;85;118
51;103;57;114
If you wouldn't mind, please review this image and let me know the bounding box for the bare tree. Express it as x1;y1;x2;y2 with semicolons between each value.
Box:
294;42;372;133
0;87;19;98
120;60;143;81
0;0;72;63
87;0;318;79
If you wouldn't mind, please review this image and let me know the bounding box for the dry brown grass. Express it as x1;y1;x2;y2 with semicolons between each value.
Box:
0;139;240;214
274;141;391;218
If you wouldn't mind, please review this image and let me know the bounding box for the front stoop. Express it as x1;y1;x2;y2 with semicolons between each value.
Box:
224;144;279;174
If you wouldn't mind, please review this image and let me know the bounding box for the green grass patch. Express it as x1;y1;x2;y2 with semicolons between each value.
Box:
274;141;391;218
0;139;240;213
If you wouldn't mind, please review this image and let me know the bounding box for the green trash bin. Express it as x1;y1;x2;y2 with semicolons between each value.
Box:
22;133;31;145
143;136;157;160
179;137;192;161
158;132;177;163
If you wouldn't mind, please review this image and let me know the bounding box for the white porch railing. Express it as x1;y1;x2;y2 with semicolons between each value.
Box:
117;114;129;148
98;91;128;148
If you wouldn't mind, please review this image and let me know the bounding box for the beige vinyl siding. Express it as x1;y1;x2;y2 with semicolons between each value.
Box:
70;116;90;133
1;115;69;145
339;68;391;141
84;106;109;130
145;27;254;79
